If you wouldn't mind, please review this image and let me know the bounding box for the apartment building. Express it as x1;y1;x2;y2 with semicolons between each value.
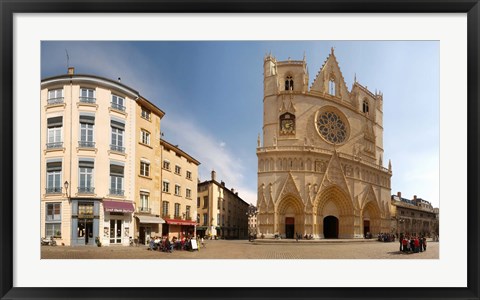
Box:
197;171;249;239
160;140;200;239
41;68;164;246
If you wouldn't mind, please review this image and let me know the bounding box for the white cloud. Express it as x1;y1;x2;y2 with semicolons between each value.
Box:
161;112;257;205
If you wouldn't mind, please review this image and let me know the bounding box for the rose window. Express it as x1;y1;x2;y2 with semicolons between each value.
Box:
316;111;347;144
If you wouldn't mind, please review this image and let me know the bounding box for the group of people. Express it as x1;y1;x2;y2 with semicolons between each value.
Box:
377;232;396;242
399;235;427;253
147;235;201;252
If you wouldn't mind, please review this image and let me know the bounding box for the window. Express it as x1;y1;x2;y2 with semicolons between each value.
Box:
174;203;180;218
140;193;149;212
162;181;170;193
111;94;125;111
162;201;169;216
80;88;95;103
175;165;181;175
46;203;61;221
47;117;63;149
329;79;336;96
203;196;208;208
110;120;125;153
186;170;192;180
45;203;61;238
203;213;208;226
218;198;221;209
186;188;192;199
285;75;294;91
175;184;181;196
140;161;150;177
45;223;61;238
79;115;95;148
46;161;62;194
110;164;124;196
78;160;94;193
411;212;415;216
47;89;64;104
163;160;170;170
217;214;220;226
197;214;200;223
222;215;225;226
363;100;369;114
401;211;404;215
141;130;150;145
186;206;191;219
141;107;151;120
197;197;200;207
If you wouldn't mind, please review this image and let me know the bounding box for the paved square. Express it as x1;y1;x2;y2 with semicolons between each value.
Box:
41;239;439;259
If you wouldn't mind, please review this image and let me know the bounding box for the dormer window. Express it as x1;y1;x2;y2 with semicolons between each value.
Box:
285;75;294;91
363;99;369;114
329;79;336;96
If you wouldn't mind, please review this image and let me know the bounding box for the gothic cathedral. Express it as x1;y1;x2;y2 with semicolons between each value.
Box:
257;49;392;239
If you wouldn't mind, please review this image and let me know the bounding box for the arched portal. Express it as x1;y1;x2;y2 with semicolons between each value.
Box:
323;216;339;238
362;200;382;236
276;196;304;238
314;186;355;238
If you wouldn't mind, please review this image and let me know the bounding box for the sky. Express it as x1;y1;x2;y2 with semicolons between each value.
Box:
41;41;440;208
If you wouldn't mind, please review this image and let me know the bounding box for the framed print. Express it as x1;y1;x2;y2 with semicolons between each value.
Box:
1;1;479;300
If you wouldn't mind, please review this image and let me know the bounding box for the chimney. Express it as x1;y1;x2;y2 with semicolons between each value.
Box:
413;195;417;200
397;191;401;198
118;77;121;82
211;170;216;181
67;67;75;75
235;192;238;196
231;188;235;193
221;181;225;186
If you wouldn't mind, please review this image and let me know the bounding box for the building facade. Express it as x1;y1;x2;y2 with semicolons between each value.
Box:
257;49;392;239
390;192;439;237
41;68;164;246
197;171;249;239
160;140;200;239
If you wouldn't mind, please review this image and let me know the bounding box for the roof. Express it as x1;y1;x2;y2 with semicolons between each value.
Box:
198;179;249;207
161;139;201;166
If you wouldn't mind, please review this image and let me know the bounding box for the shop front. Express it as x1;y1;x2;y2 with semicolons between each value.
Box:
135;215;165;245
102;200;135;246
71;199;100;246
163;218;197;239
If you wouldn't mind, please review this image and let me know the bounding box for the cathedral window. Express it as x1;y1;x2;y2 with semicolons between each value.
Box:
285;75;294;91
329;79;336;96
363;100;369;114
316;111;348;144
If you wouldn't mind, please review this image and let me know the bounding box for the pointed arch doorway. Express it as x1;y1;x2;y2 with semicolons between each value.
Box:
323;215;339;239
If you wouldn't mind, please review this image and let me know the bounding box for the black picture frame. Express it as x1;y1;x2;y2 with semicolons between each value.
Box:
1;1;479;299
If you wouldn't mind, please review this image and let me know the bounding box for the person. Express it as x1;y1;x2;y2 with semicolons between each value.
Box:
414;236;420;253
399;234;404;252
402;237;408;252
423;237;427;251
165;237;173;253
419;237;423;252
295;232;299;242
201;236;206;248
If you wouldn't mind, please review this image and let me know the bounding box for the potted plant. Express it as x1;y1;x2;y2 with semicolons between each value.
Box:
95;236;102;247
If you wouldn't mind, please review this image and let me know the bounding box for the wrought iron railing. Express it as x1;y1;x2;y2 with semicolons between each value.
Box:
46;142;63;149
109;189;124;196
137;207;151;213
78;187;95;194
79;97;96;104
47;97;64;105
111;102;126;112
45;187;62;194
110;144;125;153
78;141;95;148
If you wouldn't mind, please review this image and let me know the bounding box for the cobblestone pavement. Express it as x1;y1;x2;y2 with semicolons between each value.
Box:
41;239;439;259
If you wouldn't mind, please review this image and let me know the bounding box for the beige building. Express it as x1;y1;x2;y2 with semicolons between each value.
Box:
41;68;164;246
197;171;249;239
160;139;200;239
257;49;392;239
390;192;439;237
133;97;165;245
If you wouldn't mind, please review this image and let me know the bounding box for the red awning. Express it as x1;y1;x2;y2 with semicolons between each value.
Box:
103;200;134;213
164;219;197;226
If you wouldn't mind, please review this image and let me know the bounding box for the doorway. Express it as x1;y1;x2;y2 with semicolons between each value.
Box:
285;217;295;239
139;226;151;245
323;216;339;239
77;219;94;245
110;219;123;244
363;220;370;237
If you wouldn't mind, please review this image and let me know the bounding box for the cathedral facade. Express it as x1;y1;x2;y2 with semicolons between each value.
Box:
257;49;392;239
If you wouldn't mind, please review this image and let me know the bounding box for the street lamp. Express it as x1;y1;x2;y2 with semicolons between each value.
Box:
64;180;69;200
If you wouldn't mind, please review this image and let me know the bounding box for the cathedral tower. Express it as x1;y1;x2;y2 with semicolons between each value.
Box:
257;49;392;239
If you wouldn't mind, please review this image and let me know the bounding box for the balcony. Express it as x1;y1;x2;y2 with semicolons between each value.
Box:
79;97;96;104
111;102;126;112
110;144;125;153
45;187;62;194
46;142;63;149
78;187;95;194
109;189;124;196
47;97;64;105
78;141;95;148
137;207;151;213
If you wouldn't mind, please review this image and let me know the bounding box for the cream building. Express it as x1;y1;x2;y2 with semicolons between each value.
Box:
197;171;249;239
41;68;164;246
160;139;200;239
257;49;392;239
390;192;439;237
